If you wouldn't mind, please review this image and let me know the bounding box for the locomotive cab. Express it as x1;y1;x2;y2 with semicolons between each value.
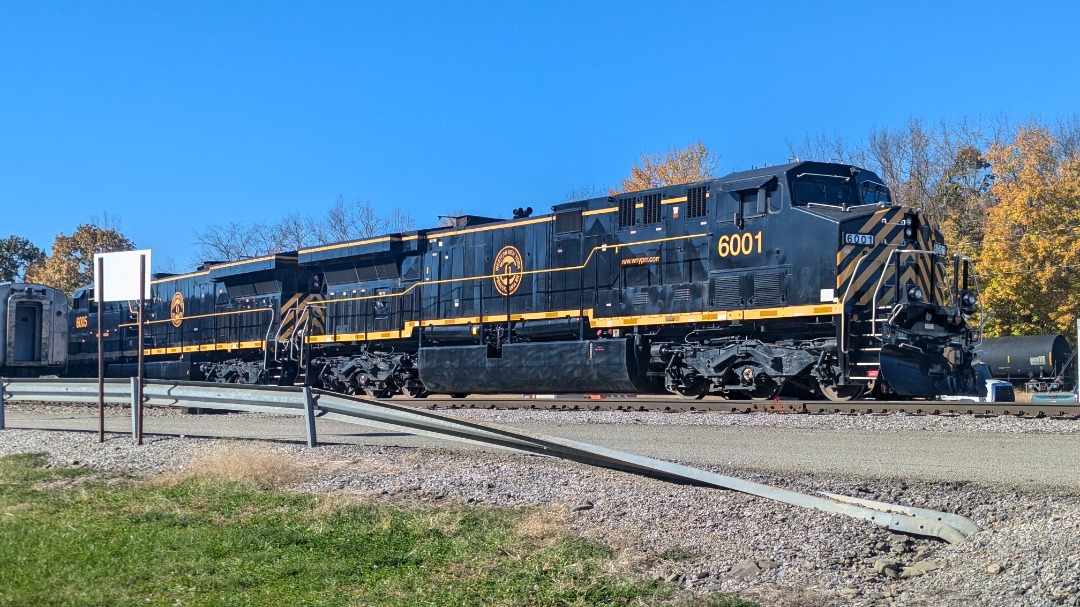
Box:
831;189;982;398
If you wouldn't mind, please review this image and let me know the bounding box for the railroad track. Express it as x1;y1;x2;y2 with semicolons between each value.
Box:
5;377;1078;419
415;394;1080;418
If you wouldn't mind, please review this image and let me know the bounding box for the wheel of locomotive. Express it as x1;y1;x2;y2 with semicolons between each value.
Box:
368;387;394;399
346;374;365;396
819;382;867;402
672;376;709;400
401;381;429;399
779;376;819;400
731;367;781;400
732;383;782;401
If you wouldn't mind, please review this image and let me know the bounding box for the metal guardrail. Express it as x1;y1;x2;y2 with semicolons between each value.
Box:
0;377;976;543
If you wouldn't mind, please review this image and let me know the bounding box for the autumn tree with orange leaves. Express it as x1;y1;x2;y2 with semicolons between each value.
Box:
24;221;136;297
979;126;1080;337
612;142;721;194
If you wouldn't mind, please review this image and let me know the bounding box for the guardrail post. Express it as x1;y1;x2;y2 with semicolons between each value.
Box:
130;377;138;440
1;378;6;431
303;387;318;447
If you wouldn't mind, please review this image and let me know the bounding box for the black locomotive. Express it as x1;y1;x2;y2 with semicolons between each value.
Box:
67;161;984;401
68;254;320;384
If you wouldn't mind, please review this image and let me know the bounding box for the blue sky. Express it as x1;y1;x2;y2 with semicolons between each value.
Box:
3;1;1078;270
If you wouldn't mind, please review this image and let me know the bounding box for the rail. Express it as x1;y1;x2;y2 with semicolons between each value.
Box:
1;377;976;543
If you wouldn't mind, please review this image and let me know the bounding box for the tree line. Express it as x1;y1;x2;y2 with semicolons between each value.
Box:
5;117;1080;340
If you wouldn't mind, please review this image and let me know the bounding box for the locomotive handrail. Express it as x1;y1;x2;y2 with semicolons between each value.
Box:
970;266;985;349
263;308;277;372
0;377;976;544
870;248;941;336
838;254;872;355
296;305;314;371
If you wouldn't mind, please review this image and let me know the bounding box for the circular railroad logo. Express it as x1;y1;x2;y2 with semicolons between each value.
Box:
170;291;185;327
492;245;524;296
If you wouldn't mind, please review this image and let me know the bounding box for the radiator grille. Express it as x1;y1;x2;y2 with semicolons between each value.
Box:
642;193;661;224
618;197;636;228
752;272;785;306
687;186;708;218
555;210;582;233
711;275;742;309
632;291;649;305
672;288;691;302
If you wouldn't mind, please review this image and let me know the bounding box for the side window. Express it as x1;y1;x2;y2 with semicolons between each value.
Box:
739;190;758;219
767;183;782;213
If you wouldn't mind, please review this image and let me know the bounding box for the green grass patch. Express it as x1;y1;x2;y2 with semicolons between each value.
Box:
0;452;758;607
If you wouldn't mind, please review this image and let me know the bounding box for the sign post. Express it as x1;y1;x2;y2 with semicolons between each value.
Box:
137;254;146;445
93;250;152;444
96;256;105;442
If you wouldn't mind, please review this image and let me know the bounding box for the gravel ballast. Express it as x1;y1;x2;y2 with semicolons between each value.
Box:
1;403;1077;607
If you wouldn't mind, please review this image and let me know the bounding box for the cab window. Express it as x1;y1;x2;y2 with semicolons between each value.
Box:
859;180;892;204
791;174;854;207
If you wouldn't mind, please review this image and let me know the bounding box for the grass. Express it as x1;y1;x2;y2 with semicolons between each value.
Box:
0;452;759;607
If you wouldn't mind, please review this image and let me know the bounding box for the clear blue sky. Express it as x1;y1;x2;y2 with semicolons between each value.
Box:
3;1;1078;271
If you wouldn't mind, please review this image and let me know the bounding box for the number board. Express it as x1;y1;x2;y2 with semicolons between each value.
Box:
844;233;875;246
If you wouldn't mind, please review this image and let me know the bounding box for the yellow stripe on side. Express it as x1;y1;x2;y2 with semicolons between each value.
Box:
121;306;275;328
151;270;210;285
582;207;617;216
210;255;297;271
303;303;842;344
427;215;554;239
300;236;394;255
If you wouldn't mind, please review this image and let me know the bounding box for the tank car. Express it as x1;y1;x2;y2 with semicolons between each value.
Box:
979;335;1074;391
0;282;68;376
294;160;983;400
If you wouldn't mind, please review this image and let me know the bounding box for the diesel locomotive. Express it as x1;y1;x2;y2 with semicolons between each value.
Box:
66;161;984;401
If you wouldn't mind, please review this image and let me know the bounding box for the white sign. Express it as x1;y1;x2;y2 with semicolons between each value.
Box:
93;250;152;302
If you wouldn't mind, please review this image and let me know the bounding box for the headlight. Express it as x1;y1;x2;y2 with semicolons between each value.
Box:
908;286;923;302
904;226;914;239
960;290;977;310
